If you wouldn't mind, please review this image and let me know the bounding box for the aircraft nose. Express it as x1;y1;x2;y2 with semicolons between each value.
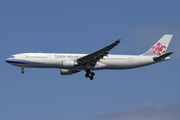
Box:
6;58;12;63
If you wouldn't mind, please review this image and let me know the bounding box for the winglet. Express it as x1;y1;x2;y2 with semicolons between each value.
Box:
115;38;121;44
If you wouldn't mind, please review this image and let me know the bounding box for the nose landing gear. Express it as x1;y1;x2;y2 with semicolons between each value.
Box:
85;70;95;80
21;67;25;74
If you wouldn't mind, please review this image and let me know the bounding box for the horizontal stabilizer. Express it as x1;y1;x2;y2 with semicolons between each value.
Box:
153;52;174;61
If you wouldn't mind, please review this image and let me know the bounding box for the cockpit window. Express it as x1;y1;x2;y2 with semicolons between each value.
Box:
10;56;14;58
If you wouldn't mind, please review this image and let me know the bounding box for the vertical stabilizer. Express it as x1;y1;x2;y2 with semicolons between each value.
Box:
142;35;173;56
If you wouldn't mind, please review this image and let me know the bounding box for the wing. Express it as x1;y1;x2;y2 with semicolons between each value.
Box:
77;38;121;66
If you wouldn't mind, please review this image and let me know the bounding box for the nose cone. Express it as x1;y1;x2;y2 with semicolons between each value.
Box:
6;58;18;65
6;58;11;63
6;58;17;64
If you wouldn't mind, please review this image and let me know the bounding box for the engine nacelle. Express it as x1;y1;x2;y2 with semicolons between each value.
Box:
62;60;77;68
60;69;79;75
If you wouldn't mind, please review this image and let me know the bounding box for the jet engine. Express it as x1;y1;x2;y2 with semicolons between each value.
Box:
62;60;77;68
60;69;79;75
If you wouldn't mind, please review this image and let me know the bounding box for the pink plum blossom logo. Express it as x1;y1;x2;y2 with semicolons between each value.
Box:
152;43;166;55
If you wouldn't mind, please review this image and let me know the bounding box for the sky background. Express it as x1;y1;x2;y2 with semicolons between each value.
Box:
1;0;180;120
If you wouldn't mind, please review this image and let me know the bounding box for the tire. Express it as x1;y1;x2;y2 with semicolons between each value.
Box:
90;76;93;80
91;72;95;76
85;74;89;78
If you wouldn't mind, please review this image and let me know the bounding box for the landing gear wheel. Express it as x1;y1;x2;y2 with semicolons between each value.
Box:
91;72;95;76
21;67;25;74
90;76;94;80
85;74;89;78
21;70;25;74
85;69;95;80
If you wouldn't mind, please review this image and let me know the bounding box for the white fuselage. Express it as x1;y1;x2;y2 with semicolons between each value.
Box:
6;53;170;70
5;35;173;80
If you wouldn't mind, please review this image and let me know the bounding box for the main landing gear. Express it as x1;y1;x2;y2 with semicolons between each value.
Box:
85;70;95;80
21;67;25;74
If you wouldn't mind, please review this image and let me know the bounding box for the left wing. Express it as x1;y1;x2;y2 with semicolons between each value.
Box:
77;38;121;66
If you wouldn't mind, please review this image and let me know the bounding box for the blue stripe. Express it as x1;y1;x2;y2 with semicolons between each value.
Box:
6;58;44;65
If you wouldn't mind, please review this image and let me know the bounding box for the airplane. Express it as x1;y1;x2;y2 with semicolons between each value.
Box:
6;35;173;80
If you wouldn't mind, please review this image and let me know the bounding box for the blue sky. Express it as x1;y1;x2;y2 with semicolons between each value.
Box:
1;0;180;120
